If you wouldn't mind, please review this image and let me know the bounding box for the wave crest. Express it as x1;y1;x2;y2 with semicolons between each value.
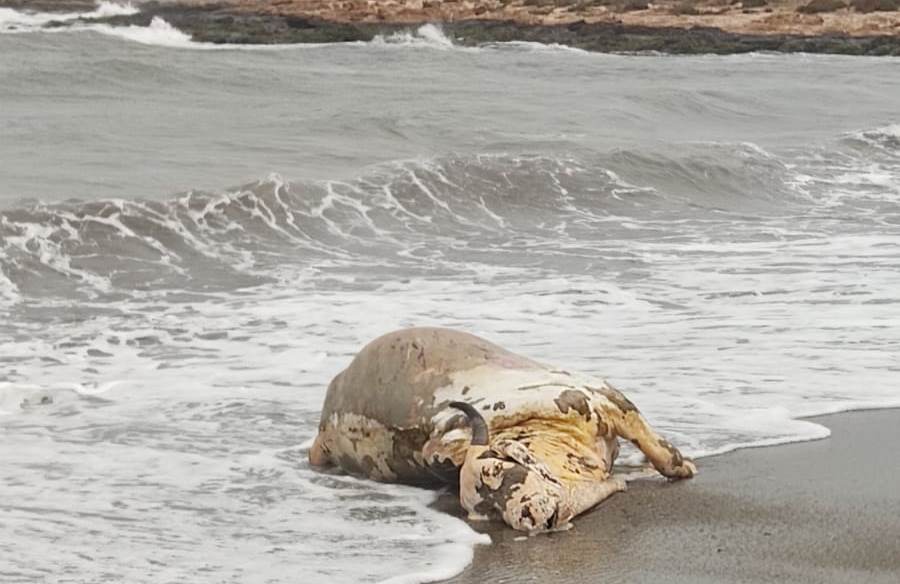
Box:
0;154;644;300
844;123;900;155
1;131;894;305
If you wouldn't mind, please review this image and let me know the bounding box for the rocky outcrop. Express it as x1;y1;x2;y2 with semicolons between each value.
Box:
4;0;899;53
850;0;900;12
798;0;847;14
186;0;900;37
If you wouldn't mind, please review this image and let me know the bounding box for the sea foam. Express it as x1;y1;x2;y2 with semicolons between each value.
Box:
80;15;195;48
373;24;456;50
0;1;137;33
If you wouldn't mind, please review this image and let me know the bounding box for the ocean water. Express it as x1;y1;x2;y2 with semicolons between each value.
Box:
2;4;900;582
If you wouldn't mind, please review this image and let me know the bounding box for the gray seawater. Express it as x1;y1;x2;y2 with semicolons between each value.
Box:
2;13;900;584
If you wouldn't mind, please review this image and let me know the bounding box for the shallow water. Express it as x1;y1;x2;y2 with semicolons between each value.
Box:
1;5;900;583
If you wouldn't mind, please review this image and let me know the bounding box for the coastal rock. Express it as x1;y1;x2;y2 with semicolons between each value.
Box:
798;0;847;14
5;0;900;54
850;0;900;12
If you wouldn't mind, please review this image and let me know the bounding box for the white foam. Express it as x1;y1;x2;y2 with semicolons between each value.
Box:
377;524;490;584
414;23;455;49
480;40;590;55
787;126;900;208
0;249;20;306
0;383;38;415
296;436;316;450
4;248;900;582
374;24;456;50
0;382;83;414
0;213;113;294
0;1;137;33
80;15;195;48
853;122;900;141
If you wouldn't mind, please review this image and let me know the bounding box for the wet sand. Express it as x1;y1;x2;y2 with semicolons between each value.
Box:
442;408;900;583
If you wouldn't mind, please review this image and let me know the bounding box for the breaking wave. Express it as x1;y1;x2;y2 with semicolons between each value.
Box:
842;123;900;156
77;15;197;47
373;24;456;50
0;1;136;33
0;148;780;301
3;130;898;306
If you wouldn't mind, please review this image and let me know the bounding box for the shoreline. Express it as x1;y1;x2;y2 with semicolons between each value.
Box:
2;0;899;54
439;407;900;583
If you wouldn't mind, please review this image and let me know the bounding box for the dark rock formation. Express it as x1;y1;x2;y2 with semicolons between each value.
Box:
9;0;900;55
797;0;847;13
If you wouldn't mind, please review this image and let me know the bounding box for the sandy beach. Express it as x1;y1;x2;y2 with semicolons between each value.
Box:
441;408;900;583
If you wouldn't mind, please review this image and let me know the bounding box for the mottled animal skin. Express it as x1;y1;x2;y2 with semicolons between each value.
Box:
309;327;696;532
